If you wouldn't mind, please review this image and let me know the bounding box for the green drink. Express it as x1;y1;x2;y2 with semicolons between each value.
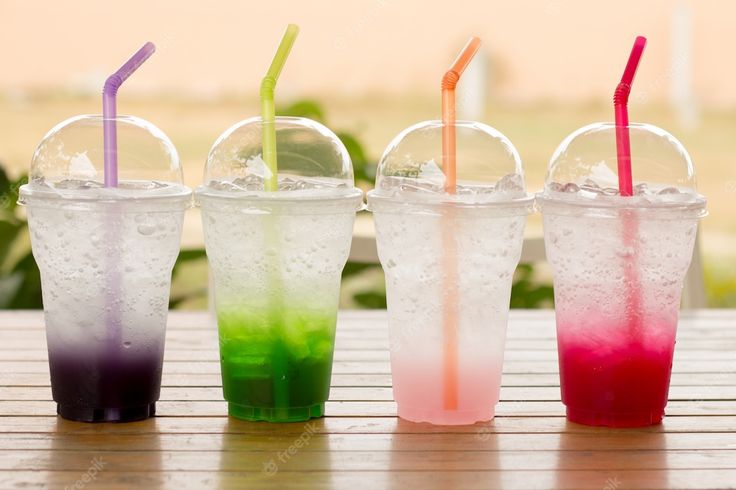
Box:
196;115;362;422
218;308;337;421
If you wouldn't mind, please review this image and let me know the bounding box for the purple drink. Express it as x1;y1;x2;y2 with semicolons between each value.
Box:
49;349;163;422
19;115;191;423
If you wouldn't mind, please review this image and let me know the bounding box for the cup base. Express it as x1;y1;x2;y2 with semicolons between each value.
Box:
397;405;495;425
57;403;156;423
566;405;664;427
228;402;324;422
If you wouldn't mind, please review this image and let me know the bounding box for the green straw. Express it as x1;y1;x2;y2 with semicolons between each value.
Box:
260;24;299;417
260;24;299;191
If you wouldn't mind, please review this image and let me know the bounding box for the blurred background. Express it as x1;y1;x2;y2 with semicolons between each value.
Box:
1;0;734;309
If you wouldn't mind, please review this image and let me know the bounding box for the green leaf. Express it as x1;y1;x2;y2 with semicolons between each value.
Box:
341;262;378;279
353;291;387;309
0;166;11;196
172;249;207;279
0;221;23;270
5;251;43;309
277;100;326;123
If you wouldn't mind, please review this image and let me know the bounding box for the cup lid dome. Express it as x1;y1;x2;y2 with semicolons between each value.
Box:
538;122;706;216
369;120;530;206
30;114;183;186
199;116;360;200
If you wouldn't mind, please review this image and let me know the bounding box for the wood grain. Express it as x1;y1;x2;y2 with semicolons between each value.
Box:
0;310;735;490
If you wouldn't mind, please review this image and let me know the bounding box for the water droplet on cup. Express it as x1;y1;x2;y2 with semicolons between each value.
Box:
137;224;156;235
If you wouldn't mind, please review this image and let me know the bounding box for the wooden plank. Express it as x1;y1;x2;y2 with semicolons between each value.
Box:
2;470;736;490
2;385;735;403
0;431;735;453
2;400;736;418
0;415;734;436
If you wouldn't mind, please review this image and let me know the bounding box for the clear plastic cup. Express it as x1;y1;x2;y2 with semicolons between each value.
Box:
19;115;191;422
196;116;363;422
537;122;707;427
367;120;533;425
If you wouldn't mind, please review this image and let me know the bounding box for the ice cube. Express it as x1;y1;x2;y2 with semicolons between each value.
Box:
53;179;103;190
602;187;619;196
634;183;649;196
657;186;680;195
455;185;476;195
208;179;241;191
233;174;264;191
496;173;525;193
398;179;441;193
562;183;580;193
278;177;296;191
118;180;167;190
580;179;603;194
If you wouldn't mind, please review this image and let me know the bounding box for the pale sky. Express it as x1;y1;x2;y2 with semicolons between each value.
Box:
0;0;733;105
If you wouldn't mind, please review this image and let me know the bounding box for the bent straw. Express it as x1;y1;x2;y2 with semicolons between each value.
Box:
101;42;156;355
614;36;646;330
440;37;481;411
261;24;299;191
260;25;299;415
103;42;156;187
442;37;481;194
614;36;646;196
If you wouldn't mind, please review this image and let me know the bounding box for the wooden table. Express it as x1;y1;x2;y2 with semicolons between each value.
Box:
1;310;735;489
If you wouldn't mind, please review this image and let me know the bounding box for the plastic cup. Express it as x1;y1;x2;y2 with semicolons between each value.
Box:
19;115;191;422
196;116;363;422
538;122;707;427
367;121;533;425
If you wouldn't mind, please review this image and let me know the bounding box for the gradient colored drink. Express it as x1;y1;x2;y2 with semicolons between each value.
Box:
22;181;189;422
199;199;359;421
20;112;190;423
368;118;532;425
370;197;529;425
198;115;362;422
540;178;705;426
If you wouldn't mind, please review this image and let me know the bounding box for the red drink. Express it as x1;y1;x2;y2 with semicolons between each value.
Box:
557;319;676;427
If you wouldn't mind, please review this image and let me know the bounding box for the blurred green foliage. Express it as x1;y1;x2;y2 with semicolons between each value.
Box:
0;167;41;309
278;99;375;187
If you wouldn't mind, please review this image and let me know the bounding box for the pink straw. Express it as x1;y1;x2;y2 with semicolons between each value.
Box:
614;36;646;333
614;36;646;196
103;42;156;187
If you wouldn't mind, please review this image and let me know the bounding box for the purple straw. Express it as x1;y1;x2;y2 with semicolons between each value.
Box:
102;42;156;359
103;42;156;187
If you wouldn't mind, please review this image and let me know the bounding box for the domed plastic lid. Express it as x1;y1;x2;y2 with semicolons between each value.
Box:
538;122;706;215
367;120;532;210
19;114;190;204
196;116;362;206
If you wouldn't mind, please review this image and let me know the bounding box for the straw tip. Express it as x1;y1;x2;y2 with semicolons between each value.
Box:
286;24;300;35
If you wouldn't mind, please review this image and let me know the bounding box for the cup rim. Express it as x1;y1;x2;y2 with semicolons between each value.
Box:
536;192;707;219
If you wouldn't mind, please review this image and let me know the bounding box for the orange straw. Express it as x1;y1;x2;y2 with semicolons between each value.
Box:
442;36;481;193
441;37;481;411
